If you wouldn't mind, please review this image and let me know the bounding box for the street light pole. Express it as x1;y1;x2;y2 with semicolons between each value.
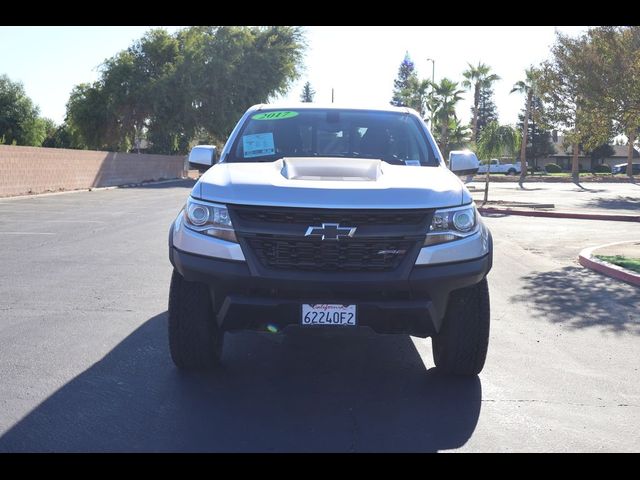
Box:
426;58;435;84
426;58;435;131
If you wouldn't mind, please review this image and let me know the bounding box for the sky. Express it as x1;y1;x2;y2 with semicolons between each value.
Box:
0;26;589;126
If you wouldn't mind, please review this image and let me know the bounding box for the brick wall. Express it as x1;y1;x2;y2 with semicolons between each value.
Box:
0;145;186;197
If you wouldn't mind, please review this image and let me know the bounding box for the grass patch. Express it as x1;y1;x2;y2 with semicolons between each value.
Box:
595;255;640;274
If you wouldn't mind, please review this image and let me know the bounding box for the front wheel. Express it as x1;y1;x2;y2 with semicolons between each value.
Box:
168;269;223;370
432;278;490;376
506;169;517;176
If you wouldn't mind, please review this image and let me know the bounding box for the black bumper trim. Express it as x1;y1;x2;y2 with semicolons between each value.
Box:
218;295;437;337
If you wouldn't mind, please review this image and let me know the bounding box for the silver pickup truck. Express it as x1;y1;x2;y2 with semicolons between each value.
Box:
168;104;493;376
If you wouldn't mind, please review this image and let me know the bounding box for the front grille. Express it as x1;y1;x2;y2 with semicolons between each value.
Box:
231;205;430;273
233;205;428;226
246;237;415;272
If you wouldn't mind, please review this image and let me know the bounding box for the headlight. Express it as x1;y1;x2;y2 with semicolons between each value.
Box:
424;205;478;246
184;197;237;242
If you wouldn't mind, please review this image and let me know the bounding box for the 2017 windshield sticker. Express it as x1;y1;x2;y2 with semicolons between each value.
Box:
243;133;275;158
252;111;299;120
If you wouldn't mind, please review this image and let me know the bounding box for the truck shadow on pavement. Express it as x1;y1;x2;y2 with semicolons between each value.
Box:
511;266;640;334
0;312;481;452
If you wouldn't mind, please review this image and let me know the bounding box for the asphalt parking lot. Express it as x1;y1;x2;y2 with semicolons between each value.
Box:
0;181;639;452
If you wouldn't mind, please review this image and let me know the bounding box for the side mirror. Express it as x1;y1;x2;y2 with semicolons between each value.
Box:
188;145;217;172
448;150;479;176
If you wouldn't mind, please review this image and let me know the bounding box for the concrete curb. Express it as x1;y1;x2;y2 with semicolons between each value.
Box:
478;206;640;223
578;241;640;287
0;178;189;201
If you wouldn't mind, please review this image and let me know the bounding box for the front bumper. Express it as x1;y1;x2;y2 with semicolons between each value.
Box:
169;229;492;337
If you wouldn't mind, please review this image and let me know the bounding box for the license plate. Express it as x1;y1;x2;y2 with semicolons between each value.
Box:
301;304;356;326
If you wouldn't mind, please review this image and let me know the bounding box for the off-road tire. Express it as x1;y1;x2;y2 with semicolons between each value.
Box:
168;269;223;370
432;277;490;376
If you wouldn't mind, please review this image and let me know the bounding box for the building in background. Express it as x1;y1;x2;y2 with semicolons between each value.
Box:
537;135;640;172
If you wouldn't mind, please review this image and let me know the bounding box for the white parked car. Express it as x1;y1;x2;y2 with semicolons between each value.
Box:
477;158;523;175
611;163;640;175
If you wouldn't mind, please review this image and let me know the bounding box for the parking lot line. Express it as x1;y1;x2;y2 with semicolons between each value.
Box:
0;232;55;235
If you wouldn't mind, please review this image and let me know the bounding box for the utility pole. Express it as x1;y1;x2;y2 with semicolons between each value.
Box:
426;58;435;131
331;88;334;104
426;58;435;84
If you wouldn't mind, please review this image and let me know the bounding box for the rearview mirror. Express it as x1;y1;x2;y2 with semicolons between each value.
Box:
188;145;217;171
449;150;479;176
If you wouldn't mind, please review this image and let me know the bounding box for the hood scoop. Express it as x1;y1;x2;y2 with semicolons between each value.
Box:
280;157;382;181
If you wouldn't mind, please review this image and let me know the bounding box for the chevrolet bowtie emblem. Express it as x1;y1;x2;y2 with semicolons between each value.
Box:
304;223;356;241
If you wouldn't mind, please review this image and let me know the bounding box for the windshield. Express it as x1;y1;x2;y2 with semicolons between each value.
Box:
226;108;438;166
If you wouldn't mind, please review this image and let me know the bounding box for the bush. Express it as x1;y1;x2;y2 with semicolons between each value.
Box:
593;164;611;173
544;163;562;173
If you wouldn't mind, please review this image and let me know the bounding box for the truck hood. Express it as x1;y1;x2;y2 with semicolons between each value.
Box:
194;157;470;209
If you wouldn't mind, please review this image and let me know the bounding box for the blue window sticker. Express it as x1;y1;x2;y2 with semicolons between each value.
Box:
404;160;421;166
243;133;275;158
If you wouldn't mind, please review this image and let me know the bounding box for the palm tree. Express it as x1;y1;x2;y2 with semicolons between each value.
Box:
429;78;465;158
477;121;521;204
511;67;539;186
400;76;431;119
447;117;472;152
462;62;501;143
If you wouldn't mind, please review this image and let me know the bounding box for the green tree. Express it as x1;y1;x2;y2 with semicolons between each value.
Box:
587;142;615;167
405;76;431;118
462;62;500;143
300;81;315;102
128;28;183;154
429;78;465;158
166;26;305;154
39;117;57;144
538;32;611;183
475;84;499;139
66;26;306;154
42;122;73;149
574;26;640;177
477;121;520;203
447;117;472;152
0;74;45;146
516;95;555;170
390;52;417;107
388;53;430;117
23;117;49;147
511;67;540;185
66;82;115;150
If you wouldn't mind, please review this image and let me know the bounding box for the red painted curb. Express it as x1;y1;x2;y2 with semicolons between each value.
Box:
578;251;640;287
478;207;640;223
